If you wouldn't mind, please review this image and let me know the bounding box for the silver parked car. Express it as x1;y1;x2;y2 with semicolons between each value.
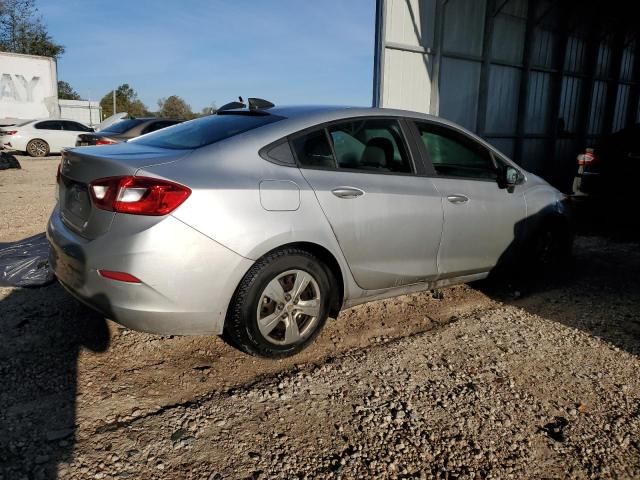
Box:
48;102;571;357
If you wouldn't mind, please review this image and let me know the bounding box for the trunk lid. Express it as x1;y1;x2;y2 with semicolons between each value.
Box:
95;112;128;131
58;144;192;239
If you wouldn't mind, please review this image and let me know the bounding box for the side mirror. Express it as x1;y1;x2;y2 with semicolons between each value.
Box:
499;165;521;193
505;166;519;185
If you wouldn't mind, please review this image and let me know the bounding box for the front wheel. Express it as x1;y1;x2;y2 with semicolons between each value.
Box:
224;248;332;358
527;218;573;273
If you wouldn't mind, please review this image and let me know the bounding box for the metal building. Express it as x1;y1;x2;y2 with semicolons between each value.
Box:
373;0;640;190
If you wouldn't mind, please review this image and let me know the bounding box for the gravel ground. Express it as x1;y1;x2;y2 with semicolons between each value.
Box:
1;156;639;479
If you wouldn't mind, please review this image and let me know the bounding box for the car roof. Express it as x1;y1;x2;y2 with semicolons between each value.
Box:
222;105;460;139
28;118;88;123
236;105;448;129
128;117;181;122
220;105;505;162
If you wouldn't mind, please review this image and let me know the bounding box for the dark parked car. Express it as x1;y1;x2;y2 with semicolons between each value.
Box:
573;124;640;197
76;118;182;146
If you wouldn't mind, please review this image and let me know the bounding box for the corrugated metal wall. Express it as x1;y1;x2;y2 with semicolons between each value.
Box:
374;0;640;191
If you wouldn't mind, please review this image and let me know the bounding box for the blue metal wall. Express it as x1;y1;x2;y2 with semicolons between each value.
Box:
375;0;640;191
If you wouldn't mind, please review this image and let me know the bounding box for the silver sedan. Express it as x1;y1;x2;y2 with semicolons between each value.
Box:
47;102;571;358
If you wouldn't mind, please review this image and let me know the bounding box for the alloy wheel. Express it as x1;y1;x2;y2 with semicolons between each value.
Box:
28;140;48;157
256;269;321;346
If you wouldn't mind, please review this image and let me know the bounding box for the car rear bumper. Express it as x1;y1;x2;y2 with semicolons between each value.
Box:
572;169;601;196
47;206;253;335
1;135;26;151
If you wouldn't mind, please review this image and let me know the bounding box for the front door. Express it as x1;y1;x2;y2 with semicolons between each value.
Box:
412;121;527;276
292;118;444;291
33;120;64;151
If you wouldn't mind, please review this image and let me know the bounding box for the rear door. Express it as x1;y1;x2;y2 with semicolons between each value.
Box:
34;120;63;151
411;120;526;276
292;117;444;291
61;121;91;149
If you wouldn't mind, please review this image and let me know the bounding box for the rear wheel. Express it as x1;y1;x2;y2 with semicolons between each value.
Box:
26;139;50;157
224;248;332;358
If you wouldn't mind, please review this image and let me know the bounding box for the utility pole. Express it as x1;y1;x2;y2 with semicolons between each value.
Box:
112;89;116;116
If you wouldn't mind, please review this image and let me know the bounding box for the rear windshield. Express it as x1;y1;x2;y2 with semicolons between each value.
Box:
102;119;145;134
130;113;285;149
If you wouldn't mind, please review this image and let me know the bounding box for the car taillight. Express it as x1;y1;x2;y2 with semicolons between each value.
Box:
577;148;598;166
1;130;17;135
95;138;118;146
89;176;191;216
56;163;61;184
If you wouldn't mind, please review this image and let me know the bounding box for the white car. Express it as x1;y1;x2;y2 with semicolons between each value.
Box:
0;119;94;157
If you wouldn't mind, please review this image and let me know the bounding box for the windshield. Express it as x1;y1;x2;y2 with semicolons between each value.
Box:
102;119;145;134
131;113;285;149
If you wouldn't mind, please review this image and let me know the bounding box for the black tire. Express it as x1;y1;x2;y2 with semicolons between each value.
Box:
224;248;333;358
26;139;50;157
527;218;573;273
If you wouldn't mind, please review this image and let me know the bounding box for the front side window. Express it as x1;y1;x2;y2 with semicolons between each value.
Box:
416;122;497;180
328;119;412;173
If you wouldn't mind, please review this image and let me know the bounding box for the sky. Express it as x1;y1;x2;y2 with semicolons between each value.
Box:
40;0;376;112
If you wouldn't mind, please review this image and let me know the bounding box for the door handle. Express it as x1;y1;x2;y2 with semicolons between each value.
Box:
447;194;469;204
332;187;365;199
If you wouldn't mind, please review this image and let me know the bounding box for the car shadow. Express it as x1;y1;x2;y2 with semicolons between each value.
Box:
0;282;110;479
472;221;640;357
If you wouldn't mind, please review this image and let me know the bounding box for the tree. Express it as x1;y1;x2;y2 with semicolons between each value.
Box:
200;102;217;116
99;84;149;118
57;80;82;100
0;0;64;58
157;95;194;120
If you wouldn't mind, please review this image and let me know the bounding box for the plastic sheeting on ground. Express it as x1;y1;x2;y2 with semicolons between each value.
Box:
0;152;21;170
0;233;54;287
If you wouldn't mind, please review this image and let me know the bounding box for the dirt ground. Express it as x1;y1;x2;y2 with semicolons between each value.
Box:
1;156;639;479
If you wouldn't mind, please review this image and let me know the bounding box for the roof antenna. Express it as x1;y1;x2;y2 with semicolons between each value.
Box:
217;97;247;112
248;98;275;111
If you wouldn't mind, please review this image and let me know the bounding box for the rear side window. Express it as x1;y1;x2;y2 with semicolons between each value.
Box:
35;121;62;130
132;113;284;149
62;121;91;132
416;122;497;179
328;119;412;173
261;140;296;165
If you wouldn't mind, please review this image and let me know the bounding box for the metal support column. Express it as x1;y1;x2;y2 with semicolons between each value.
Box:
514;0;538;165
429;0;446;116
545;6;570;175
576;12;601;150
476;0;497;136
625;36;640;127
372;0;386;107
601;32;626;135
